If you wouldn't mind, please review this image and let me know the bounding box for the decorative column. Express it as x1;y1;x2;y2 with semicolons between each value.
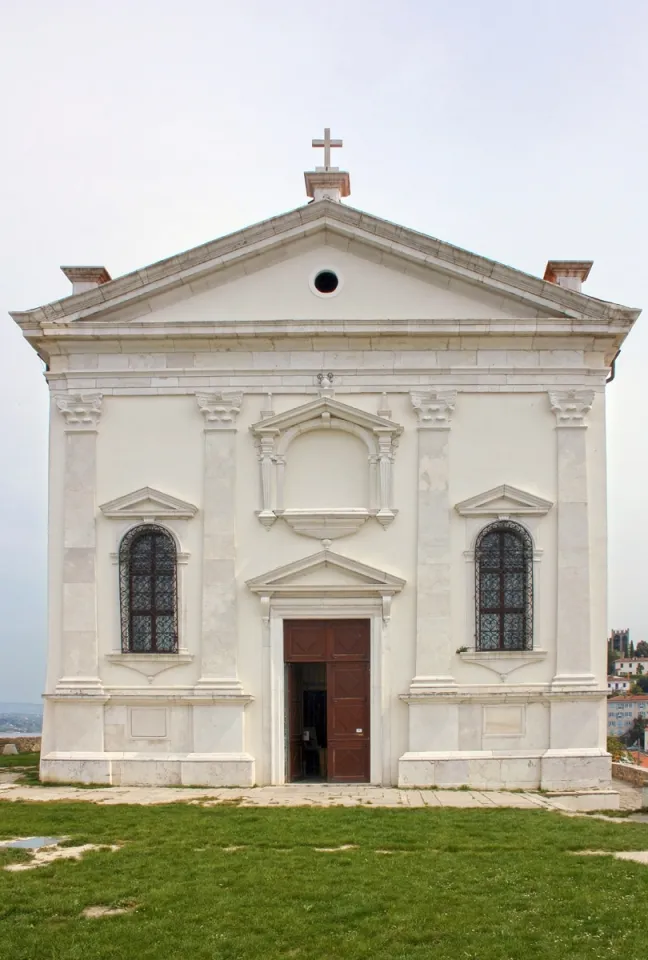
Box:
54;392;103;694
409;390;457;691
257;435;277;528
195;391;243;695
549;389;596;688
376;433;395;526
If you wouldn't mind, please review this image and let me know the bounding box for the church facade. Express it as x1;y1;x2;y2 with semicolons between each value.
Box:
12;136;639;793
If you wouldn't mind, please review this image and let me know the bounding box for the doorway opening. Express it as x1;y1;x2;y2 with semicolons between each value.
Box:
288;663;328;781
284;619;370;783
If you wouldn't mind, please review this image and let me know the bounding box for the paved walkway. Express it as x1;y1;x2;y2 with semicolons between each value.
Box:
0;778;575;809
1;768;641;811
615;779;644;811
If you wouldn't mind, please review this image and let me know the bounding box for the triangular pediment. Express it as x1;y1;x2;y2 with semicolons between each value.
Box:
12;201;639;332
99;486;198;519
246;549;406;597
454;484;553;518
250;397;402;438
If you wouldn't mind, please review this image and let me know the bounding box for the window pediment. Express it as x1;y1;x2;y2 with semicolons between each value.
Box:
99;487;198;520
454;484;553;518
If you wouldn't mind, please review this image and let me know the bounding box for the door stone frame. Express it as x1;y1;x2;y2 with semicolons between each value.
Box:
265;598;387;785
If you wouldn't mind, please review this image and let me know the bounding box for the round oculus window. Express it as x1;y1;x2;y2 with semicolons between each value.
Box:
313;270;339;294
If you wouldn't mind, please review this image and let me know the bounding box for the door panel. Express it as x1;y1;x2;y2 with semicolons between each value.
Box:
330;620;370;660
328;659;370;782
284;621;328;662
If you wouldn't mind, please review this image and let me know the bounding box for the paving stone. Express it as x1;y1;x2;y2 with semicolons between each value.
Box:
434;791;489;808
479;791;538;808
401;791;426;807
421;792;442;806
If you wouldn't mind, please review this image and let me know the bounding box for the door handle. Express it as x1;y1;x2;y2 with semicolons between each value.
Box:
356;728;363;734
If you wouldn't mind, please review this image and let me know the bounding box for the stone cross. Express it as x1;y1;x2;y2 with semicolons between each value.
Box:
312;127;343;169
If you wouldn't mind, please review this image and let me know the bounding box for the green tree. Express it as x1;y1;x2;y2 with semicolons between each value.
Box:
623;715;648;747
633;675;648;693
636;641;648;658
607;735;631;761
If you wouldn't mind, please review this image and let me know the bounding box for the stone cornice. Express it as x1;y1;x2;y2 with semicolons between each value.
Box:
54;392;103;430
410;390;456;428
549;389;595;427
400;686;608;704
17;317;636;344
45;375;609;398
196;391;243;429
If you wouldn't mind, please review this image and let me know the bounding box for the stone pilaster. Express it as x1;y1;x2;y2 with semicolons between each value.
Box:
409;390;457;692
549;389;596;688
54;393;103;694
195;392;243;695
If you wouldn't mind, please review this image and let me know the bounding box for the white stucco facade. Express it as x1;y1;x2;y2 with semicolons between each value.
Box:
11;189;639;792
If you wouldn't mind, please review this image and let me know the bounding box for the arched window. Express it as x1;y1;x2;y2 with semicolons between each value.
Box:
119;524;178;653
475;520;533;651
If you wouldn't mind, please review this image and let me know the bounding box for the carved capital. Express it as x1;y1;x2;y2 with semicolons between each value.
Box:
196;391;243;430
377;434;394;458
256;435;276;460
410;390;456;429
55;392;103;431
549;390;594;428
382;594;393;623
260;595;271;625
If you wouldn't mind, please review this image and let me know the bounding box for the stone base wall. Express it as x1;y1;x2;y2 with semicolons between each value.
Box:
611;761;648;787
0;736;41;753
398;750;612;791
39;753;255;787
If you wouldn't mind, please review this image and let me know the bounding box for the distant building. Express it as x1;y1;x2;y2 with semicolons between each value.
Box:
608;676;631;693
614;658;648;676
608;696;648;737
610;629;631;656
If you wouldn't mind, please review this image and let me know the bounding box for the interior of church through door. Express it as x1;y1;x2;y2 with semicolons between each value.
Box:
288;663;328;780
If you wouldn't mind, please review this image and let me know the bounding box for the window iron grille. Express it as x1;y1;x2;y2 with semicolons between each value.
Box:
119;524;178;653
475;519;533;652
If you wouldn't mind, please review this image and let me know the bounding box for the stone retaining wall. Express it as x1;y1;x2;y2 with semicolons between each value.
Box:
612;761;648;787
0;736;41;754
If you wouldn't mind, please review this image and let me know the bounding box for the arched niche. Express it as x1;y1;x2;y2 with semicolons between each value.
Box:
282;428;369;509
250;397;403;539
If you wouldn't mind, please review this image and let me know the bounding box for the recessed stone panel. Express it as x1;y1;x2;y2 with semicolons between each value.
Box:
483;705;525;737
129;707;167;739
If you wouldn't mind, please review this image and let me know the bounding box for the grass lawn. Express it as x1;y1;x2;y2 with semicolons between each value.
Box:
0;752;40;769
2;802;648;960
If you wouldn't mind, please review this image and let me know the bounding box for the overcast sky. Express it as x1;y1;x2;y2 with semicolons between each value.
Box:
1;0;647;702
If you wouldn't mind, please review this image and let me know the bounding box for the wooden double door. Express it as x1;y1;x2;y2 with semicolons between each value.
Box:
284;619;370;783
